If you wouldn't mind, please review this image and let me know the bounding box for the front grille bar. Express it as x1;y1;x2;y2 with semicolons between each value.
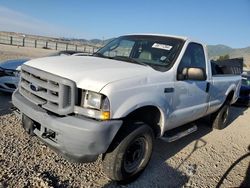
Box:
19;64;76;115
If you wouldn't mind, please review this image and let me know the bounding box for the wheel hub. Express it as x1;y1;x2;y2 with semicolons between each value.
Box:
124;137;146;173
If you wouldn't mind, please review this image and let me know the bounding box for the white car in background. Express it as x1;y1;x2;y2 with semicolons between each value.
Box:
0;59;29;92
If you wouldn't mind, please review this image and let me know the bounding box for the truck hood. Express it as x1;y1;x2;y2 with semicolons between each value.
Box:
24;56;152;92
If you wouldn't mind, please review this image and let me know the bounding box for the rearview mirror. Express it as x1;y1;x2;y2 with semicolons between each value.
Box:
178;67;207;81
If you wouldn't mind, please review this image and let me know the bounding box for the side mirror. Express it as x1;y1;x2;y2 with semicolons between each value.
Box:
178;67;207;81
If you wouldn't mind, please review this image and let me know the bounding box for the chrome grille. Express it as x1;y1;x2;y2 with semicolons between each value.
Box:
19;65;76;115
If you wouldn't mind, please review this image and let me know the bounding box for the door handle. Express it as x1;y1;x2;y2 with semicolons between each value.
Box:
164;88;174;93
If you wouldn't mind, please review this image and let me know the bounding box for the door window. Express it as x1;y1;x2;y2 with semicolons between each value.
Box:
178;43;206;75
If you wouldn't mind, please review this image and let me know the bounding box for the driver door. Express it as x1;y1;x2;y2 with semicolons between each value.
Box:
169;43;209;128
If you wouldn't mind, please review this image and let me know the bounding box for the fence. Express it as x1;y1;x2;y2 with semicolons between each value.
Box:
0;33;99;53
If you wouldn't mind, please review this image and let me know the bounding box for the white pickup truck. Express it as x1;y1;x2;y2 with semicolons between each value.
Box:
12;34;241;182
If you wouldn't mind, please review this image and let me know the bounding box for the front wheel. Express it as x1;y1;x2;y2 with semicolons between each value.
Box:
211;101;231;130
102;122;154;182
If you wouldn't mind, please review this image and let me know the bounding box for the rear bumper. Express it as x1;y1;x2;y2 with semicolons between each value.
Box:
12;90;123;162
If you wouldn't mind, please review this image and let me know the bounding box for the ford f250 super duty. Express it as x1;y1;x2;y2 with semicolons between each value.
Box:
12;34;241;182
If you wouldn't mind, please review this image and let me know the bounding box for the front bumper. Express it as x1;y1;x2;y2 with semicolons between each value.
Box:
12;90;123;162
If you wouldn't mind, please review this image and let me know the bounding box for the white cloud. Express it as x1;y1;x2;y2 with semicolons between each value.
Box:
0;5;71;37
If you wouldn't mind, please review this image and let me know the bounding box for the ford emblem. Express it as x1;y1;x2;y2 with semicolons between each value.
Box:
30;83;40;92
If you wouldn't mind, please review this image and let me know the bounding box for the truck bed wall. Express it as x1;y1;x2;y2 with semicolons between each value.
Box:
211;58;243;75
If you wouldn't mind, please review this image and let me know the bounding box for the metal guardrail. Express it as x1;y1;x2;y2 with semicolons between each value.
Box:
0;33;99;53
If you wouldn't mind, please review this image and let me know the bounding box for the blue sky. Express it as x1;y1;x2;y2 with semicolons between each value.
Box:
0;0;249;48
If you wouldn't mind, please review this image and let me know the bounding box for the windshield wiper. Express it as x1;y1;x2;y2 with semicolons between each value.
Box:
93;52;105;57
93;52;116;60
112;56;149;67
93;53;150;67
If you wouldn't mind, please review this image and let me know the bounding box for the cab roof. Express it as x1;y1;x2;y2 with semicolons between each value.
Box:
123;33;188;41
123;33;206;46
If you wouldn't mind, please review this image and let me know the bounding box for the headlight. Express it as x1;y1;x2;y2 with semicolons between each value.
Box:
75;90;110;120
84;91;102;109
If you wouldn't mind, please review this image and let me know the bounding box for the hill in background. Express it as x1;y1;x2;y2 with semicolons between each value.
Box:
71;38;250;67
0;31;249;68
74;39;250;67
207;45;250;68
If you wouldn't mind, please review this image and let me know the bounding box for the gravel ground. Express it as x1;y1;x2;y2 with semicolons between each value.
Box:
0;45;250;187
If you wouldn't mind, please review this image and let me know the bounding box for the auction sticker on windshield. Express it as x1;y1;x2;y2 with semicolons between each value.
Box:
152;43;172;50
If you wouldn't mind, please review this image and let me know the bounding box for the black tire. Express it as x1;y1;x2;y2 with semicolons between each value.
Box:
211;101;231;130
102;122;154;182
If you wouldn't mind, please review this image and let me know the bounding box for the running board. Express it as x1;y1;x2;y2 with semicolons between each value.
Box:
161;124;198;142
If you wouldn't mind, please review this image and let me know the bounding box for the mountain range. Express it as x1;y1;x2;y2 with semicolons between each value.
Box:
207;45;250;67
85;39;250;67
83;39;250;65
0;31;249;68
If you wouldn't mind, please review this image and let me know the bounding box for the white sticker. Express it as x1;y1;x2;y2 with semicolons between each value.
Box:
152;43;172;50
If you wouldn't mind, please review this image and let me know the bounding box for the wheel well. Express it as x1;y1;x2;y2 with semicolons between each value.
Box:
226;91;234;103
123;106;162;137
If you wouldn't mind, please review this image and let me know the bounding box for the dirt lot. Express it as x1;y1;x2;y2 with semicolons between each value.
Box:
0;44;55;61
0;44;250;187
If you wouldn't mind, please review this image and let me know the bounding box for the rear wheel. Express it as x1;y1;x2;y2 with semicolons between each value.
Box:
102;122;154;182
211;101;231;130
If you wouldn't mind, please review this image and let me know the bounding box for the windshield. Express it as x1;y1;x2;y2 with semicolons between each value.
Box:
94;35;185;71
242;77;250;86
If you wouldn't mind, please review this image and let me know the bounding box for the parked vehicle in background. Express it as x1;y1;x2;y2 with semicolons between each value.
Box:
0;59;29;92
12;34;241;182
0;51;86;93
71;52;92;56
49;50;86;56
236;74;250;106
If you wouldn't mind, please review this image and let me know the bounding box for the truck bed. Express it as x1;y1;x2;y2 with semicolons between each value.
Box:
211;58;243;75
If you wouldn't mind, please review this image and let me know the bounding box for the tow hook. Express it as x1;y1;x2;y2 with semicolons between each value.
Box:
42;130;56;139
10;106;18;111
